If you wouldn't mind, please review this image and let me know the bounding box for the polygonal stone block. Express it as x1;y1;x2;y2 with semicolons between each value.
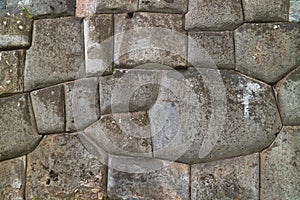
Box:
261;126;300;200
290;0;300;22
95;0;138;13
191;153;259;200
235;23;300;83
185;0;243;31
139;0;188;13
24;17;84;91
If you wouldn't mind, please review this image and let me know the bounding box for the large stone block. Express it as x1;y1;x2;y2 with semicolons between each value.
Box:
290;0;300;22
0;156;26;200
0;50;24;96
185;0;243;31
30;84;65;134
24;17;84;91
84;14;113;76
26;133;107;200
235;23;300;83
138;0;188;13
261;126;300;200
191;153;259;200
242;0;289;22
0;94;41;161
95;0;138;13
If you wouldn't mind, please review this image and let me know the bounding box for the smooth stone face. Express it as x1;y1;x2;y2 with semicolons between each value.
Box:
65;77;99;132
30;84;65;134
0;156;26;200
235;23;300;83
107;155;190;199
114;12;187;68
0;50;24;95
24;17;84;91
290;0;300;22
26;133;107;200
0;94;41;161
139;0;188;13
185;0;243;31
84;14;113;76
242;0;289;22
188;31;234;69
261;126;300;200
95;0;138;13
191;153;259;200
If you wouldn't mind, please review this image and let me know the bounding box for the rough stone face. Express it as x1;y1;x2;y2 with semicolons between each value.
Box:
95;0;138;13
0;94;41;161
242;0;289;22
188;31;234;69
139;0;188;13
24;17;84;91
107;155;190;199
261;126;300;200
65;77;99;132
26;133;107;200
84;14;113;76
0;156;26;200
191;153;259;200
76;0;95;17
114;12;187;68
290;0;300;22
185;0;243;31
30;84;65;134
235;23;300;83
0;50;24;96
0;12;32;49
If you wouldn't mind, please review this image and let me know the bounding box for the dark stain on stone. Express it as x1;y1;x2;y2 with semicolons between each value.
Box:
127;12;134;19
164;0;174;3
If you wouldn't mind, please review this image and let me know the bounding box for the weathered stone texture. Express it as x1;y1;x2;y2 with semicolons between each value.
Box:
26;133;107;200
188;31;234;69
65;77;99;132
185;0;243;31
261;126;300;200
235;23;300;83
191;153;259;200
84;14;113;76
24;17;84;91
0;94;41;161
290;0;300;22
242;0;289;22
30;84;65;134
107;155;190;199
76;0;95;17
114;12;187;68
95;0;138;13
0;50;24;95
139;0;188;13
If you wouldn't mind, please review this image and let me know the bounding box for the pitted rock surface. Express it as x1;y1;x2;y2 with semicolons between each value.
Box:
95;0;138;13
139;0;188;13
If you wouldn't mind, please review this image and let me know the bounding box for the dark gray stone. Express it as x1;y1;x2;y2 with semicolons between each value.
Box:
235;23;300;83
191;153;259;200
261;126;300;200
290;0;300;22
26;133;107;200
185;0;243;31
95;0;138;13
138;0;188;13
24;17;84;91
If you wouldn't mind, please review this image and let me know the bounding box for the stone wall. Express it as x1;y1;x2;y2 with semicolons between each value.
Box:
0;0;299;199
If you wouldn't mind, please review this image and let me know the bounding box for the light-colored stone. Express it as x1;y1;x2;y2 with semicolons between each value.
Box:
191;153;259;200
76;0;95;17
290;0;300;22
24;17;84;91
235;23;300;83
139;0;188;13
26;133;107;200
185;0;243;31
261;126;300;200
30;84;65;134
0;94;41;161
95;0;138;13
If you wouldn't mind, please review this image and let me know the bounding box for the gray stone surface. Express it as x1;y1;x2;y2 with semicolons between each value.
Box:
0;94;41;161
24;17;84;91
235;23;300;83
65;77;99;132
84;14;113;77
26;133;107;200
107;155;189;199
0;50;24;95
30;84;65;134
75;0;95;17
261;126;300;200
114;12;187;68
191;153;259;200
290;0;300;22
0;156;26;200
188;31;234;69
242;0;289;22
185;0;243;31
139;0;188;13
95;0;138;13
